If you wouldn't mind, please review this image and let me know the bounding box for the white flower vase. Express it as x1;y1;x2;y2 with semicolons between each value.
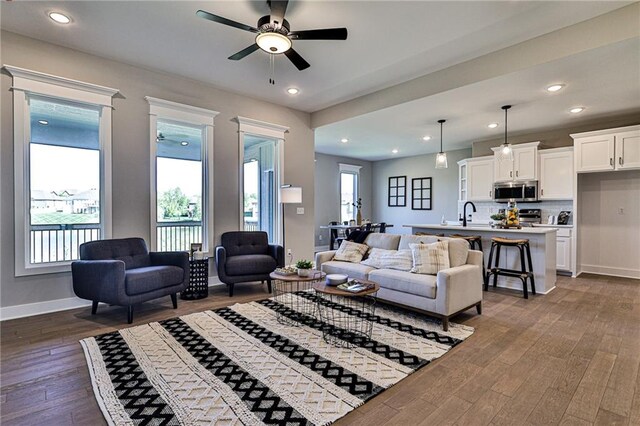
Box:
297;268;311;277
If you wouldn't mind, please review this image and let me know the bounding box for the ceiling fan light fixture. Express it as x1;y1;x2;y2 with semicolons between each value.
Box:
256;32;291;54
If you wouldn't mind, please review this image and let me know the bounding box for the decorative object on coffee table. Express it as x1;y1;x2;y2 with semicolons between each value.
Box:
181;257;209;300
313;279;380;348
270;270;325;325
295;259;313;277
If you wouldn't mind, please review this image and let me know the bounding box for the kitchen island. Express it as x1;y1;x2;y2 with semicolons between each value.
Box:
404;224;557;293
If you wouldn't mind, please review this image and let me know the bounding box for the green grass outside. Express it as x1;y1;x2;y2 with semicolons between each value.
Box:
31;211;99;225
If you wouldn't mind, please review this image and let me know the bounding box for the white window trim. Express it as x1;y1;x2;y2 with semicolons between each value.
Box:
339;163;361;222
4;65;118;276
236;117;289;243
146;97;219;255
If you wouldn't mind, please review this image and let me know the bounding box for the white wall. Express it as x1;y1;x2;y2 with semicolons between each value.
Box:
577;170;640;278
371;148;471;234
1;31;315;311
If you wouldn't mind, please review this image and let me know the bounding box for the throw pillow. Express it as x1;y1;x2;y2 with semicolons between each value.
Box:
361;248;413;271
333;241;369;263
409;241;450;275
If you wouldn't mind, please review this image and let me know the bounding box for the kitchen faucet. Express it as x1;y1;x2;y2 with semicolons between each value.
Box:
463;201;476;227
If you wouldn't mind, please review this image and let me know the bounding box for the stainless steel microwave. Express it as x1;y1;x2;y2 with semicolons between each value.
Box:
493;181;538;202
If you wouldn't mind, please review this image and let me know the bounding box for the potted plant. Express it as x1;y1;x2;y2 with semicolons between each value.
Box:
490;213;506;228
295;259;313;277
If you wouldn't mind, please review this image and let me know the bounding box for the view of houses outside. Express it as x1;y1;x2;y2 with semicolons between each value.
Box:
243;160;259;231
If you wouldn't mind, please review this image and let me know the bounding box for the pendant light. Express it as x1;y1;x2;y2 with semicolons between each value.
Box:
435;119;448;169
497;105;513;161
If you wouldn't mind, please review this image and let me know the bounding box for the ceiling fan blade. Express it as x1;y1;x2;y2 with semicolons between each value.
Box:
228;44;260;60
289;28;348;40
268;0;289;26
284;48;310;71
196;10;258;33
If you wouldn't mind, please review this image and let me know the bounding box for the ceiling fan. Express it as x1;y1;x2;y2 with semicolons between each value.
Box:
196;0;348;71
156;133;189;146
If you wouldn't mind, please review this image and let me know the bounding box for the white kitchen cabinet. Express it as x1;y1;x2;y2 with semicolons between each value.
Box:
572;125;640;173
458;156;493;201
556;236;571;272
492;142;539;182
539;147;573;200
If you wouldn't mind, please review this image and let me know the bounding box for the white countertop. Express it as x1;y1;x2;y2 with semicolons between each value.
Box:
531;224;574;228
404;224;557;234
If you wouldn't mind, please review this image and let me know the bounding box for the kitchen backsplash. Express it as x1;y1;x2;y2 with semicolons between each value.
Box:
457;200;573;225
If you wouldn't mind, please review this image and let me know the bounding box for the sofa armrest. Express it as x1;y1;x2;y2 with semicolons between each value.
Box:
215;245;229;281
71;260;127;304
150;251;189;282
268;244;285;267
435;264;483;316
315;250;337;269
466;249;483;267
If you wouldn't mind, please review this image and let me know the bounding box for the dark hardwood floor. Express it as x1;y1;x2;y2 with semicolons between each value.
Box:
1;274;639;425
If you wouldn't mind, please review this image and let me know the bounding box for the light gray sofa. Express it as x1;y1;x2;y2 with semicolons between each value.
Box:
315;233;483;330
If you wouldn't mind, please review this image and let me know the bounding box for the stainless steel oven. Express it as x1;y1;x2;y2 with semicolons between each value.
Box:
493;181;538;202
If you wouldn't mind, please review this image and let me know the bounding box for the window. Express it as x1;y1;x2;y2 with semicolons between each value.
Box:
339;163;362;223
237;117;288;244
6;66;117;276
147;97;218;254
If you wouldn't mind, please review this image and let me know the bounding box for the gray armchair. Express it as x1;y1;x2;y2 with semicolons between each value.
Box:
71;237;189;323
215;231;284;297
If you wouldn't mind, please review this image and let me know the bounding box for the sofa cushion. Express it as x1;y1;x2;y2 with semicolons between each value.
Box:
363;233;401;250
361;248;413;272
333;241;369;263
410;241;450;275
125;265;184;295
80;237;151;270
321;261;375;281
447;238;470;267
225;254;276;276
368;269;437;299
398;234;439;250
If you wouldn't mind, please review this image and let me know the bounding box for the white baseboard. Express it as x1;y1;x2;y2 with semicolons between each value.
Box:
580;264;640;280
492;279;556;295
0;276;227;321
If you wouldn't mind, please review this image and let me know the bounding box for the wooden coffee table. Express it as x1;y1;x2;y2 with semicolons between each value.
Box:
270;271;326;326
312;279;380;347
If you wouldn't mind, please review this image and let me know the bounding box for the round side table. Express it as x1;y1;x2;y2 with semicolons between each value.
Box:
312;280;379;348
270;271;326;326
181;258;209;300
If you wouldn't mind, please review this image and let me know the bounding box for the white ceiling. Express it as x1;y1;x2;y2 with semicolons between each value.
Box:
2;1;637;162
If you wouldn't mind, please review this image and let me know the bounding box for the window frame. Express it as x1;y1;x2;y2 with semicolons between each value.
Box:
236;117;289;245
146;97;219;255
5;65;118;276
339;163;362;222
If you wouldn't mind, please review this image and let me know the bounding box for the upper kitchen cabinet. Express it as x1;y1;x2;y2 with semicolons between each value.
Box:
572;125;640;173
539;147;573;200
458;156;494;201
492;142;539;182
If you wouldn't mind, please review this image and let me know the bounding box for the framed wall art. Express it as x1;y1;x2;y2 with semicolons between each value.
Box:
388;176;407;207
411;177;432;210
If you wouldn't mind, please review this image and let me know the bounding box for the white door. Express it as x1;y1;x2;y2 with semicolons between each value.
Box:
575;135;615;172
615;130;640;170
513;146;537;180
539;150;573;200
494;155;514;182
556;237;571;271
467;159;494;201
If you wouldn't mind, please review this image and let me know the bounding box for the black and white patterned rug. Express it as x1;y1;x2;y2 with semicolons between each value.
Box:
81;292;474;425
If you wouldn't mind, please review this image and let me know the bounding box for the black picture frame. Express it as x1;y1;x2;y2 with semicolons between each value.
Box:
388;176;407;207
411;177;432;210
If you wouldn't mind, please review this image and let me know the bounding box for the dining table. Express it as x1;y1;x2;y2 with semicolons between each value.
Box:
319;223;394;250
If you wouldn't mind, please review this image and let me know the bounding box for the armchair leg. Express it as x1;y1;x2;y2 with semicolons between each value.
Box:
267;278;272;293
91;301;99;315
476;302;482;315
171;293;178;309
228;284;234;297
127;306;133;324
442;317;449;332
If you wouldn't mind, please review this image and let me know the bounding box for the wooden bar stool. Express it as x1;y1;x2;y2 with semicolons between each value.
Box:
451;235;484;276
485;237;536;298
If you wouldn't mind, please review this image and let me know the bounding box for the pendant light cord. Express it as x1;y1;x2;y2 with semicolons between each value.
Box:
438;119;446;152
501;105;511;145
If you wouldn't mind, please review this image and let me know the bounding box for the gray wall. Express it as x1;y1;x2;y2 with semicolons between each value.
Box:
1;31;315;309
313;153;372;247
371;148;471;234
472;112;640;157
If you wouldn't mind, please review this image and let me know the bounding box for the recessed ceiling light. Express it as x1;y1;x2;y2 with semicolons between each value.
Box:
488;123;499;129
38;120;49;125
547;84;565;92
340;138;348;143
570;107;585;114
287;87;299;95
392;149;398;154
422;136;431;141
180;141;189;146
48;12;71;24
